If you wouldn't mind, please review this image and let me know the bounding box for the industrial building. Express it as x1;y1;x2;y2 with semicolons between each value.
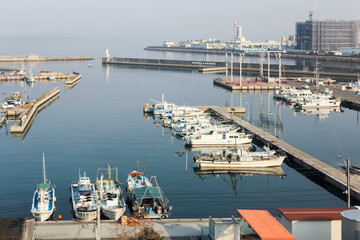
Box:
296;20;360;51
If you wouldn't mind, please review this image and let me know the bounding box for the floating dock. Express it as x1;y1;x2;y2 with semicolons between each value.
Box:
208;106;360;202
10;87;60;134
0;71;80;83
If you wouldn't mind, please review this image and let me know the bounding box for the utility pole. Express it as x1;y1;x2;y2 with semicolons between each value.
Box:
230;51;234;83
96;190;101;240
275;52;282;87
239;52;245;87
267;52;271;82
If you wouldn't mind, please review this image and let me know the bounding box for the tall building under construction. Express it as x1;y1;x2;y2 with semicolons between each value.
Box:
296;20;360;51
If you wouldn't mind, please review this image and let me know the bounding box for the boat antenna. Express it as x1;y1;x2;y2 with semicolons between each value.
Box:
136;158;139;172
79;168;80;178
42;153;47;183
143;161;145;175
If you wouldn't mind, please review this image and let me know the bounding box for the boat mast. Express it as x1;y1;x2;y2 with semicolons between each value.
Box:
108;163;111;180
136;158;139;172
42;153;47;183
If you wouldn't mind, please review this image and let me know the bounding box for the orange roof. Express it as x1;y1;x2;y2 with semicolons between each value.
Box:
277;208;353;221
237;209;296;240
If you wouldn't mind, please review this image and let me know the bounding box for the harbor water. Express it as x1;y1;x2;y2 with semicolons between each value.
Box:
0;36;359;220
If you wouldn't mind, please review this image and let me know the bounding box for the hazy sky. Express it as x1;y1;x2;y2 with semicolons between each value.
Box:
1;0;360;43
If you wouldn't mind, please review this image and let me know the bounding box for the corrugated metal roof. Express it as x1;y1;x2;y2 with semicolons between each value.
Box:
237;209;296;240
277;208;353;221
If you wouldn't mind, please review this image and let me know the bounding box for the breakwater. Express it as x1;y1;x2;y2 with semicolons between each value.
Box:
145;46;360;63
10;87;60;134
102;57;360;81
0;55;93;62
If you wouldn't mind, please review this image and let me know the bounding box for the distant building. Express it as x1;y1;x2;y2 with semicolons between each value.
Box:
296;20;360;51
277;207;352;240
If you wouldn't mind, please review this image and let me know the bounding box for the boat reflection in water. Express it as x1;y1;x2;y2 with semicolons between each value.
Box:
193;166;286;178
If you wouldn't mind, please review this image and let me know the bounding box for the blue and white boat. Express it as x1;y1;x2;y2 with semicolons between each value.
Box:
31;153;56;221
70;171;97;220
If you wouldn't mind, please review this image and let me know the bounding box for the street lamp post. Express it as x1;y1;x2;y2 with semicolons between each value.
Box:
337;155;351;208
268;112;277;137
242;101;249;122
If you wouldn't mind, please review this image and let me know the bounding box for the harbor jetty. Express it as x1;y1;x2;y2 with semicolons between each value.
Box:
0;55;93;62
10;87;60;134
102;57;360;80
145;46;360;63
207;106;360;202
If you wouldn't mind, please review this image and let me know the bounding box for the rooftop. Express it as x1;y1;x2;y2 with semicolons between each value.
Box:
237;209;295;240
277;207;353;221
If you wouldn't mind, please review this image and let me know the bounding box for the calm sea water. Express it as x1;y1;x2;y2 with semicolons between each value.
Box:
0;36;359;220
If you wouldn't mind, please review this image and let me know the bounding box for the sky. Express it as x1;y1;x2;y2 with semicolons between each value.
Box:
1;0;360;44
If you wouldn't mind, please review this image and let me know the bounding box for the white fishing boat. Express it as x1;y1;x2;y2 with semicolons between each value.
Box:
193;148;286;170
31;153;56;221
96;164;126;220
185;130;253;147
273;87;297;100
286;89;314;103
296;97;341;109
70;171;97;220
26;75;35;83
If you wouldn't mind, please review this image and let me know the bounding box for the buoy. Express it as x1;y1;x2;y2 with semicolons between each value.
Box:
157;124;159;127
58;215;62;221
146;116;149;120
145;103;149;108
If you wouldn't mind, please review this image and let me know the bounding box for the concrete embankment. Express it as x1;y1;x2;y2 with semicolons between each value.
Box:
0;55;93;62
33;218;209;239
11;87;60;133
102;57;360;81
65;73;81;85
209;106;360;203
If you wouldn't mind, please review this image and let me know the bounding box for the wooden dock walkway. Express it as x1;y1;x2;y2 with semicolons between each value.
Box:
209;106;360;202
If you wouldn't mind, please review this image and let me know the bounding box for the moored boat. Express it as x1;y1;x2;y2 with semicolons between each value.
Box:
127;175;172;219
31;153;56;221
193;148;286;170
185;130;253;147
70;171;97;220
96;164;126;220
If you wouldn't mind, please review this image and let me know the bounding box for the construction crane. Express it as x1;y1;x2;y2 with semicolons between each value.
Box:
309;0;318;21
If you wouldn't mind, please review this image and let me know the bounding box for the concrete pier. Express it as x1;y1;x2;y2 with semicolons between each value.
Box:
103;57;360;80
214;78;282;91
33;218;209;239
10;87;60;133
0;55;93;62
208;106;360;202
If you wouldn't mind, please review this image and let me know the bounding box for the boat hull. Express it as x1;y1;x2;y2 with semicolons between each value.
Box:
101;207;126;220
194;155;286;170
32;211;53;222
187;137;252;146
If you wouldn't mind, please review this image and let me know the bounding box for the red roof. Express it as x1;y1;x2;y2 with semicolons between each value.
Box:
277;208;353;221
237;209;295;240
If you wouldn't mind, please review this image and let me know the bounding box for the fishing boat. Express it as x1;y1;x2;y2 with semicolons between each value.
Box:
184;130;253;147
26;75;35;83
126;170;152;193
31;153;55;221
127;175;172;219
193;147;286;170
295;97;341;109
96;164;126;220
70;171;97;220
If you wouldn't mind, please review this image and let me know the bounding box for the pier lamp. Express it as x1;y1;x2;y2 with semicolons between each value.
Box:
268;112;277;137
242;101;250;122
337;155;351;208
